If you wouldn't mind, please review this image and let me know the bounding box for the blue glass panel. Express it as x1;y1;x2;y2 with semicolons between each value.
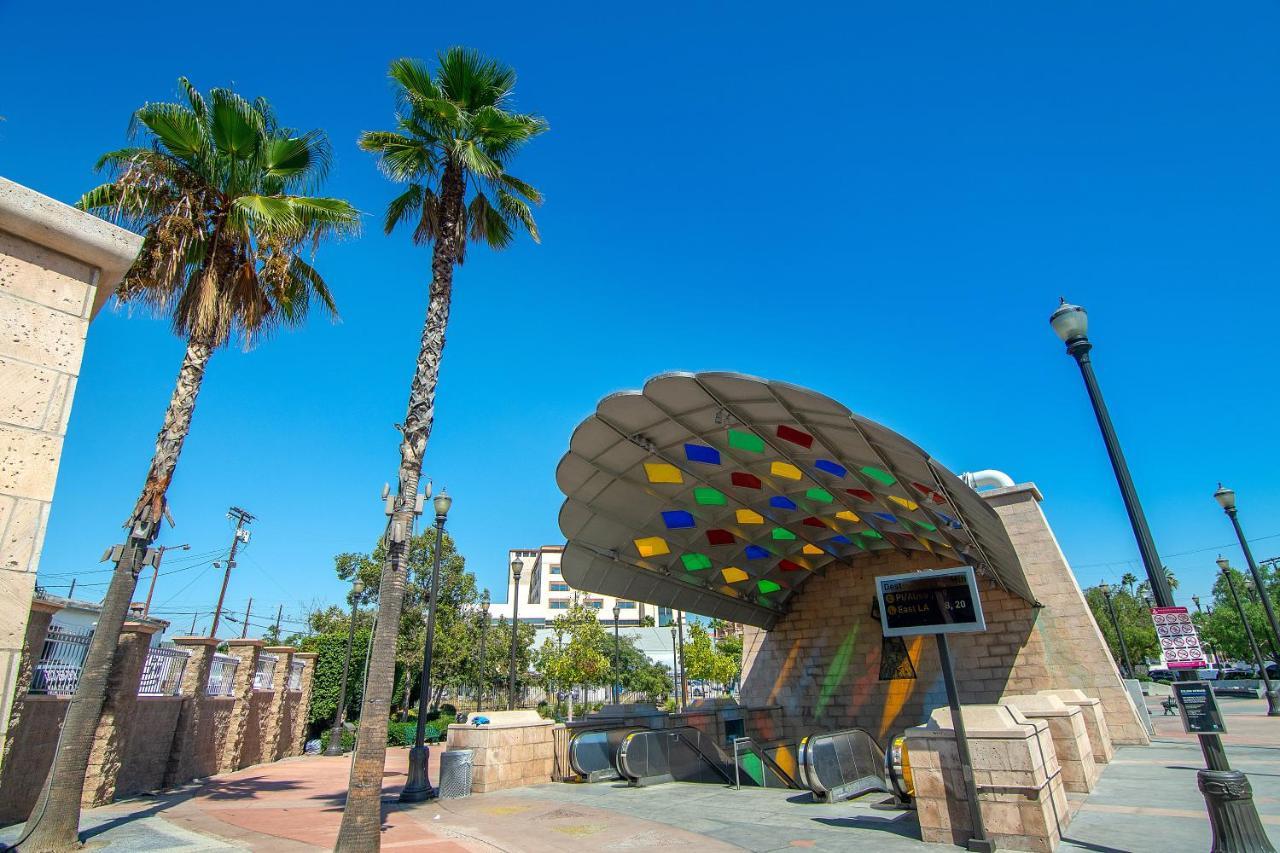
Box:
814;459;847;477
684;443;721;465
661;510;696;529
745;545;769;560
936;512;962;529
829;535;852;544
873;512;898;523
769;496;797;510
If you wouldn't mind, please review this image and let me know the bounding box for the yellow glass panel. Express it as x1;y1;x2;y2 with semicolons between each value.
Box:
634;536;670;558
802;544;823;555
771;461;802;480
889;495;919;511
836;510;860;522
735;509;764;525
721;567;749;583
644;463;683;484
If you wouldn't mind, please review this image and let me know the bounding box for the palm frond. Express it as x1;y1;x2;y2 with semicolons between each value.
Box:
388;57;442;112
384;184;424;235
133;102;206;159
209;88;263;157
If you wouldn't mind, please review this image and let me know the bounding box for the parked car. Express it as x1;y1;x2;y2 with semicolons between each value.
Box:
1146;668;1174;682
1222;667;1253;680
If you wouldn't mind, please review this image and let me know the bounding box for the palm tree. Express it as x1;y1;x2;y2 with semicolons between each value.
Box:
336;49;544;849
1121;572;1139;594
19;79;357;852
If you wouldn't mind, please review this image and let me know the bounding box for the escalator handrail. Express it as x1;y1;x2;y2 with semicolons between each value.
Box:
567;725;646;778
618;728;736;786
798;727;886;798
731;735;800;788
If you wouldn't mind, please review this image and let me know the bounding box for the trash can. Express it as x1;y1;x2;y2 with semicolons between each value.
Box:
438;749;474;799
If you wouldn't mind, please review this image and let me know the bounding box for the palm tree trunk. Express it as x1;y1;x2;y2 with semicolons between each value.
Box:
336;163;464;852
20;335;213;852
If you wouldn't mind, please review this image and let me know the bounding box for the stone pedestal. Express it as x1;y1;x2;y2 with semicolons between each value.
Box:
905;704;1069;853
1039;688;1113;764
219;639;263;773
1004;693;1097;793
260;646;294;760
83;621;159;806
288;652;317;757
446;709;555;793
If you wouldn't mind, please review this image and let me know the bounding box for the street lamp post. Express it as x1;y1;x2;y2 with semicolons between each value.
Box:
507;557;523;710
1215;486;1280;668
143;543;190;617
400;491;453;803
676;611;687;708
612;602;621;705
1099;582;1134;678
325;578;365;756
1219;557;1280;717
670;625;681;713
477;589;490;713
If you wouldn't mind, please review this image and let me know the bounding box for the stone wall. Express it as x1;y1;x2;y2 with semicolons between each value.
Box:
740;483;1147;748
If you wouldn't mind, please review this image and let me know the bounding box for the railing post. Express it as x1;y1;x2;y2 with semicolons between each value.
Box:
261;646;295;761
162;636;220;788
219;639;262;773
0;599;59;774
288;652;317;757
83;621;159;807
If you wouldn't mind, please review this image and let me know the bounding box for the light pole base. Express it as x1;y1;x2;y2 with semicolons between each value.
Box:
399;745;436;803
323;733;346;757
1265;688;1280;717
1198;769;1275;852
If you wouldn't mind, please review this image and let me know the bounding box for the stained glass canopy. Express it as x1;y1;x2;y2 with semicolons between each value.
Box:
555;372;1036;629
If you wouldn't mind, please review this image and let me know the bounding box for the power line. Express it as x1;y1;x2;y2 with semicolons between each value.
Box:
1073;533;1280;570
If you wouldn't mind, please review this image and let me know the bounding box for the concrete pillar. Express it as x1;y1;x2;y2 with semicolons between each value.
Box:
219;639;263;773
288;651;317;757
83;621;159;806
163;636;219;787
0;598;59;772
259;646;294;761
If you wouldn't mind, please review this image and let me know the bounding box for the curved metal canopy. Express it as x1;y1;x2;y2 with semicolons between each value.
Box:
556;372;1035;629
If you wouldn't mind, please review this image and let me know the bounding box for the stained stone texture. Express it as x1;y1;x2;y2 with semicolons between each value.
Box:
446;710;556;793
1002;693;1098;793
1039;688;1114;764
0;177;141;766
905;704;1070;853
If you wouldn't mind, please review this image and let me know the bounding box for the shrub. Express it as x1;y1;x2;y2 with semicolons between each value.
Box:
320;727;356;753
387;721;417;747
440;703;458;717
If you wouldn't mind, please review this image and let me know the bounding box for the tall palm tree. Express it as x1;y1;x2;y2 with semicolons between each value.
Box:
336;49;544;850
19;79;357;852
1121;572;1139;594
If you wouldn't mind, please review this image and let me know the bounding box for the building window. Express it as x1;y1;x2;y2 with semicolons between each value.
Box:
550;565;561;575
549;599;570;610
585;598;604;609
550;582;570;592
617;600;636;609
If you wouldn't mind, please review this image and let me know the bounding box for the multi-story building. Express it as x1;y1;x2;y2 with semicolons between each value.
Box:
491;545;682;628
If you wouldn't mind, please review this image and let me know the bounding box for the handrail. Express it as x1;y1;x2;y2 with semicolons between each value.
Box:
797;727;889;803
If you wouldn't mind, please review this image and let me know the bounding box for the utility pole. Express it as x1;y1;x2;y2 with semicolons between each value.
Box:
189;613;198;634
240;597;253;639
67;579;76;599
210;507;254;639
144;543;190;617
274;604;283;640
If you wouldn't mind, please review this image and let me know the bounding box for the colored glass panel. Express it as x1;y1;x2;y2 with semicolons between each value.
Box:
770;496;797;510
634;537;670;557
731;472;763;489
745;545;769;559
736;509;764;525
706;529;735;546
835;510;860;523
771;461;803;480
721;567;749;583
758;580;782;595
937;512;962;528
728;429;765;453
802;544;823;555
846;488;875;502
645;463;684;484
910;519;938;532
661;510;696;529
802;516;827;528
779;559;804;572
684;444;721;465
889;495;919;511
860;529;884;540
694;487;727;506
776;425;814;448
814;459;847;477
873;512;898;523
681;553;713;571
860;466;896;485
829;535;852;544
772;527;796;541
805;488;834;504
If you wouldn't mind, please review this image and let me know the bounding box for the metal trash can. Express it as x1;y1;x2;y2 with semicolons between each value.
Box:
438;749;474;799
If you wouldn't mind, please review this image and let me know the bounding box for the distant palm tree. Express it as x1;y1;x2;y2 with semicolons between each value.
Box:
19;79;357;852
336;49;544;849
1121;572;1139;593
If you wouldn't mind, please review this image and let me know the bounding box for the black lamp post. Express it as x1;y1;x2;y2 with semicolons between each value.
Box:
612;602;621;705
507;557;523;710
400;491;452;803
477;589;489;713
1219;557;1280;717
676;611;687;708
1215;486;1280;669
670;626;680;712
1098;582;1134;678
1193;595;1202;613
324;577;364;756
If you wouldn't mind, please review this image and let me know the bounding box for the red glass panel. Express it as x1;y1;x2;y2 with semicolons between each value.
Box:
802;516;827;528
779;559;804;572
776;425;814;448
846;489;875;502
731;472;762;490
706;529;735;546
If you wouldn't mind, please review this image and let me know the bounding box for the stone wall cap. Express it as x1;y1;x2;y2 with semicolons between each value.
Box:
452;709;552;729
909;704;1047;738
978;482;1044;503
122;620;163;635
292;652;318;660
262;646;295;654
30;599;61;615
226;639;265;648
170;636;221;647
1003;694;1077;716
1039;688;1099;706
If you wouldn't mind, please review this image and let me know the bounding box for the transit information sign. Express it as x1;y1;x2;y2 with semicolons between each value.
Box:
1151;606;1208;670
1172;681;1227;734
875;566;986;637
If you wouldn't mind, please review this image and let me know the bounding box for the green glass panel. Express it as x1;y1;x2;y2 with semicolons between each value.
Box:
758;580;782;594
771;527;796;541
859;529;884;540
910;519;937;532
739;752;765;786
694;487;727;506
805;488;834;504
681;553;713;571
728;429;765;453
859;466;897;485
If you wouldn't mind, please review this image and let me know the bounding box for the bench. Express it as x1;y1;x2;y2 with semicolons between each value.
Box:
1160;697;1177;716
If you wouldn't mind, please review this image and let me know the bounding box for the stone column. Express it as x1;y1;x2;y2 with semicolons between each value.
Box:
288;652;317;757
82;621;159;806
259;646;294;761
0;598;59;773
163;636;219;787
218;639;263;773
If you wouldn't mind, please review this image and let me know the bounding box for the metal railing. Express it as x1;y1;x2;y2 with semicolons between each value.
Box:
206;653;240;696
139;646;191;696
30;624;93;695
253;653;279;691
287;659;305;692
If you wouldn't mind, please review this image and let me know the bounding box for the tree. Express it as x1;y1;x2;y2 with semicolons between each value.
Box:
1084;584;1159;669
682;623;740;692
1194;564;1280;665
337;49;545;849
535;601;611;719
21;80;356;852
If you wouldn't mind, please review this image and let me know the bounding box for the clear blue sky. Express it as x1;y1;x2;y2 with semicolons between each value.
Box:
2;2;1277;637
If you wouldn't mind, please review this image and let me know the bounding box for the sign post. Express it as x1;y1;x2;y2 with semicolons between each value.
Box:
878;567;994;853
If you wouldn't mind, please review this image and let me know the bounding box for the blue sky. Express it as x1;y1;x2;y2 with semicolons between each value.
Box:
2;2;1277;636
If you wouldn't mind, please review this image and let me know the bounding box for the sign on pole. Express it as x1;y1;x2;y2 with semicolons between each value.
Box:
875;566;986;638
1172;681;1227;735
1151;606;1208;670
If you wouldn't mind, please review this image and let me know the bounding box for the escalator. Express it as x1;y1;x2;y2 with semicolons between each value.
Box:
567;726;647;782
796;727;894;803
616;727;800;789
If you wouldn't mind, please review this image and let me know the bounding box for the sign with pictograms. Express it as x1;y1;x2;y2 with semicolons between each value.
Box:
876;566;986;637
1151;606;1208;670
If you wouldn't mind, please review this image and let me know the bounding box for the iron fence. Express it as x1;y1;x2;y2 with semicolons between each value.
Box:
30;624;93;695
287;659;305;692
253;653;279;691
139;646;191;696
206;653;240;696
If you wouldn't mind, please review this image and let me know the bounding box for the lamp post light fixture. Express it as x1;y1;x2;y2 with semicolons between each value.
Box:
400;491;452;803
1192;595;1202;613
1050;300;1176;610
1098;582;1134;679
1219;556;1280;717
507;557;523;710
477;589;490;713
612;602;622;705
1215;485;1280;669
324;577;365;757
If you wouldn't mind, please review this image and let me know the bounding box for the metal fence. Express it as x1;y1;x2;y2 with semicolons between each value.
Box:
287;659;305;692
30;624;93;695
206;653;240;696
139;646;191;696
253;653;279;691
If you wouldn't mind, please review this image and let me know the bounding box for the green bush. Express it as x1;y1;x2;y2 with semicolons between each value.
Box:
320;727;356;753
387;721;417;746
440;703;458;717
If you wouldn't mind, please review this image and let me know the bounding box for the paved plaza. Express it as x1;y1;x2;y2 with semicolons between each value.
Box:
3;696;1278;851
